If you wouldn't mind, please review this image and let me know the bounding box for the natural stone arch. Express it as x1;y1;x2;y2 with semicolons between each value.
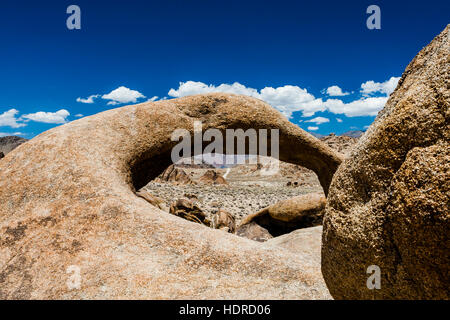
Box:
0;93;342;299
125;94;343;194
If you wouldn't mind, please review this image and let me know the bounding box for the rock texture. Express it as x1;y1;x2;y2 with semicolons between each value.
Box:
0;93;341;299
0;151;4;159
322;25;450;299
240;193;326;236
236;222;273;242
169;198;211;227
198;169;228;185
265;226;323;266
136;190;169;212
320;133;358;155
213;209;235;233
154;164;194;185
0;136;27;155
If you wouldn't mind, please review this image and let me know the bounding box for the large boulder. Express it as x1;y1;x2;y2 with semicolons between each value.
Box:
240;193;326;237
322;25;450;299
236;222;273;242
0;93;341;299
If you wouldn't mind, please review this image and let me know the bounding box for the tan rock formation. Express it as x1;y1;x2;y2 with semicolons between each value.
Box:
169;198;211;227
240;193;326;236
136;190;169;212
236;222;273;242
0;93;341;299
198;169;228;185
213;209;235;233
322;25;450;299
265;226;323;266
0;136;28;155
154;164;194;185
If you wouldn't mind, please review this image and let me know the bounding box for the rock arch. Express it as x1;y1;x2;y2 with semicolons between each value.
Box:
126;94;342;194
0;93;342;299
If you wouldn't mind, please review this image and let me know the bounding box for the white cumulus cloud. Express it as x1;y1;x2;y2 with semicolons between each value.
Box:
76;94;99;104
0;109;26;128
307;126;319;131
361;76;400;96
322;96;388;117
336;118;343;123
147;96;159;102
168;81;259;98
168;81;320;118
305;116;330;125
102;86;146;105
0;132;24;137
21;109;70;124
324;85;350;96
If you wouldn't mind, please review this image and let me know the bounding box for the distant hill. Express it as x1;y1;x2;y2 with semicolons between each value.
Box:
309;132;325;139
309;130;365;139
0;136;28;155
341;130;365;138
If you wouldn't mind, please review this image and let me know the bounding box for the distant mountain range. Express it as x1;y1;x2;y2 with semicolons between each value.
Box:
310;130;365;139
0;136;28;155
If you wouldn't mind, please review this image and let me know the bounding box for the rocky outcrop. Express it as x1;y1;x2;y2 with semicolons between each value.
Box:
0;93;340;299
0;136;27;155
154;164;194;185
322;25;450;299
213;209;235;233
320;133;358;155
169;198;211;227
198;169;228;185
236;222;273;242
265;226;323;265
136;190;169;212
240;193;326;236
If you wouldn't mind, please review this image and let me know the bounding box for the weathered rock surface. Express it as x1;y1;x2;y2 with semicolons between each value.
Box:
322;25;450;299
0;93;341;299
198;169;228;185
169;198;211;227
136;190;169;212
320;133;358;155
213;209;235;233
236;222;273;242
240;193;326;236
265;226;323;265
154;164;194;185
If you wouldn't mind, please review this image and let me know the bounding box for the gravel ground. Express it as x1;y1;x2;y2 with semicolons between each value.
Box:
143;180;322;224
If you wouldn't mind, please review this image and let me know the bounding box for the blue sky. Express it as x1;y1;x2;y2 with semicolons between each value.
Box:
0;0;448;138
